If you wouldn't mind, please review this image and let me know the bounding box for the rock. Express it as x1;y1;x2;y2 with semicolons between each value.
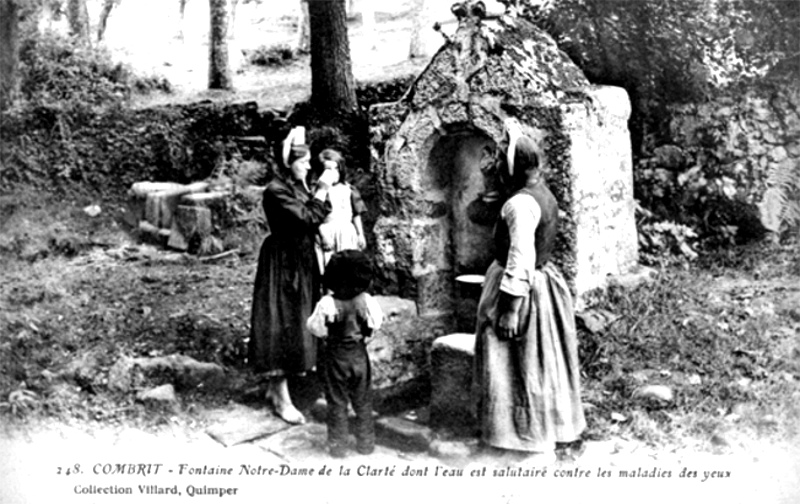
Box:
607;264;657;290
375;417;434;452
429;333;476;433
576;309;620;334
687;373;702;386
710;433;729;446
107;354;226;392
653;145;685;170
610;412;627;422
83;205;102;217
633;385;674;403
136;384;179;411
61;351;101;389
768;146;788;163
107;357;139;392
429;439;475;459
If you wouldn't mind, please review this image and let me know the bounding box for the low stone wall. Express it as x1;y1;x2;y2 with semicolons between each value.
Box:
639;82;800;238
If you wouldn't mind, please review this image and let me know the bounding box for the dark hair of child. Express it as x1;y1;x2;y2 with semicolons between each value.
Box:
318;148;348;184
323;250;373;300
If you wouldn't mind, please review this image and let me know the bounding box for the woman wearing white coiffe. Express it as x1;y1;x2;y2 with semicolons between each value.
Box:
474;119;586;454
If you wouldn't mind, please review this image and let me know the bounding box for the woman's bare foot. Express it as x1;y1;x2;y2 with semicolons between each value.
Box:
266;380;306;425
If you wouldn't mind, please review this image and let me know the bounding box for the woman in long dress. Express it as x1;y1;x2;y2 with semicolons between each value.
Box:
475;121;586;455
249;127;336;424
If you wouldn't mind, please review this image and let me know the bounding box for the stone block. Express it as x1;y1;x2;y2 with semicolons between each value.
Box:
175;205;213;241
144;194;161;228
370;296;452;390
167;223;189;251
138;221;167;247
415;272;454;316
375;417;434;452
429;333;476;433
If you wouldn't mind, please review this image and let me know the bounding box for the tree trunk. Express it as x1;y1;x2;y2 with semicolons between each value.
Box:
97;0;116;43
0;0;19;112
67;0;91;45
208;0;232;90
359;0;376;50
309;0;358;120
296;0;310;53
228;0;239;39
178;0;189;41
408;0;428;58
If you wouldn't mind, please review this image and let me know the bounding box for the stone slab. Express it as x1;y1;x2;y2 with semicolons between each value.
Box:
181;191;231;207
375;417;434;452
254;423;329;459
206;409;291;447
429;333;476;433
130;182;185;198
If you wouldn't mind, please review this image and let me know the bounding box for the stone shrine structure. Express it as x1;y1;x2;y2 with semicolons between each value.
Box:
369;3;638;317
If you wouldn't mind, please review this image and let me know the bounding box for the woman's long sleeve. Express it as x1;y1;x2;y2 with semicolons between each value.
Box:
263;179;331;233
499;194;541;297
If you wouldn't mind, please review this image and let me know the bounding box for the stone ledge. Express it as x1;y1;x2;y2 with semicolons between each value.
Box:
429;333;477;434
375;416;434;452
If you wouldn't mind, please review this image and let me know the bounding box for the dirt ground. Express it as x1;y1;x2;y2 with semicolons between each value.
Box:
3;2;800;503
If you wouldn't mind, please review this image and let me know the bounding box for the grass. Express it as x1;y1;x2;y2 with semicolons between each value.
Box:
578;241;800;449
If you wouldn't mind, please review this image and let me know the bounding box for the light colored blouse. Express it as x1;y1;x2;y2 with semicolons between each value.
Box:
306;293;384;339
499;192;542;297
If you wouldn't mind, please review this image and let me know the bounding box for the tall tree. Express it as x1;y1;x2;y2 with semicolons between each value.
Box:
0;0;20;112
308;0;357;120
408;0;428;58
228;0;239;39
208;0;232;89
296;0;310;53
67;0;90;45
97;0;119;42
178;0;189;40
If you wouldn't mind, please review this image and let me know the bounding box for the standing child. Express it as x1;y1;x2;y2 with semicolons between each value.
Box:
307;250;383;458
315;149;367;272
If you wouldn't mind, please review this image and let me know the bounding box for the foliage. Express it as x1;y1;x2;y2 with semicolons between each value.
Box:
521;0;799;152
243;44;299;67
18;30;134;109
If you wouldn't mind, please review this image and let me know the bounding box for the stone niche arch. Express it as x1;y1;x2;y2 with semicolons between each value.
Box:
424;128;497;279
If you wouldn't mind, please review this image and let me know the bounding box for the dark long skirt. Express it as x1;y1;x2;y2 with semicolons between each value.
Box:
249;234;321;375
